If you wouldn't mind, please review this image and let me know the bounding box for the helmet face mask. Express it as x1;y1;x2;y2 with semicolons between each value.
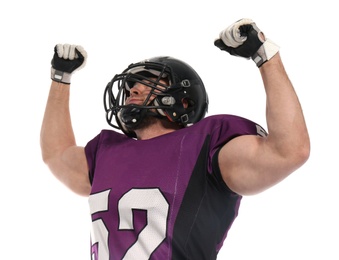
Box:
104;56;209;137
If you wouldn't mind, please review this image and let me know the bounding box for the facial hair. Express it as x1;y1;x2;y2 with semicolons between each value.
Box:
125;113;159;132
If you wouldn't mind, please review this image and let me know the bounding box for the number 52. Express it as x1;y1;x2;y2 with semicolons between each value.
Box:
89;188;169;260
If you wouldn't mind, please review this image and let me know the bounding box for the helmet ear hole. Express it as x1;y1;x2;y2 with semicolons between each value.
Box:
182;98;195;109
182;98;189;109
185;98;195;108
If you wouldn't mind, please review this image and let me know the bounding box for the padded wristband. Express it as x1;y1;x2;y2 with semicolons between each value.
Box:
51;67;72;84
252;39;280;67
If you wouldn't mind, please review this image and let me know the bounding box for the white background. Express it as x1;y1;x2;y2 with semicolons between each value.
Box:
1;0;338;259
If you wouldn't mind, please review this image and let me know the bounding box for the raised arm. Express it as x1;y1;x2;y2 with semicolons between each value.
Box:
40;44;91;196
214;19;310;195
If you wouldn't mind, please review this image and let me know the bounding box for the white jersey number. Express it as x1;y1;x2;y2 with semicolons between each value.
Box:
89;188;169;260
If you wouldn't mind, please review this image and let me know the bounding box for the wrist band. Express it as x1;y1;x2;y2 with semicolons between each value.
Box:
252;39;280;67
51;68;72;84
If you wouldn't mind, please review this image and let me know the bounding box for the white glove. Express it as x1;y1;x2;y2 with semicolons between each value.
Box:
215;19;280;67
51;44;87;84
219;18;254;48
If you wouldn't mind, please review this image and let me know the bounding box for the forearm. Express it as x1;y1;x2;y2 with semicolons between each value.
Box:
40;81;76;162
260;53;310;159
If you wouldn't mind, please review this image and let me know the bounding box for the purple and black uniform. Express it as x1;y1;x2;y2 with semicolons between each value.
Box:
85;114;266;260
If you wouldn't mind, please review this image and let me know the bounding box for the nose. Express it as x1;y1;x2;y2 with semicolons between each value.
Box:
129;82;148;96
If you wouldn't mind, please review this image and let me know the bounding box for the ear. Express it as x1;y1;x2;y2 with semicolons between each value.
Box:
182;98;189;108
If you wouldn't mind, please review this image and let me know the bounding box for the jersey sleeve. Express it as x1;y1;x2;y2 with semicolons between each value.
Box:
209;115;266;159
208;115;267;193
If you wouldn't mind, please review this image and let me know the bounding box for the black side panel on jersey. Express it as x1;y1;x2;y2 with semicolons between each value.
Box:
172;137;240;259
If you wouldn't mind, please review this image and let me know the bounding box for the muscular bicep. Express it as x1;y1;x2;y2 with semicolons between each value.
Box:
218;135;295;196
45;146;91;196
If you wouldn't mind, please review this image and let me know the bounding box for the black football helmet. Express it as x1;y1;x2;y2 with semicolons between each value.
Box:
104;56;209;137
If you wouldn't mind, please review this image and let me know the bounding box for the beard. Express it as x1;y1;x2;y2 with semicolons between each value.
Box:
120;105;161;131
125;114;159;131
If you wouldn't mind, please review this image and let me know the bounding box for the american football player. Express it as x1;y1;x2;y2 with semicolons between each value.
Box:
41;18;310;260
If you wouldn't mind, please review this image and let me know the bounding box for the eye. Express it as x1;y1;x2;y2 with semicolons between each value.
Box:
125;80;135;91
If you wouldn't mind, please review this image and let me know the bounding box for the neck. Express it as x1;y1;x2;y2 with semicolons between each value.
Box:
134;118;182;140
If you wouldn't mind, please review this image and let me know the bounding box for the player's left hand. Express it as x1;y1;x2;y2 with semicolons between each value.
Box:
214;18;279;67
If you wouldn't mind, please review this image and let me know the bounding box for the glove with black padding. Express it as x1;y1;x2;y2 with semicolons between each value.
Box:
51;44;87;84
214;18;279;67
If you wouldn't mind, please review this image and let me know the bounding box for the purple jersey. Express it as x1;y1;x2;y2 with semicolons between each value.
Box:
85;114;266;260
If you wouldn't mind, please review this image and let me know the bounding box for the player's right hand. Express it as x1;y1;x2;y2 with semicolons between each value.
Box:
51;44;87;84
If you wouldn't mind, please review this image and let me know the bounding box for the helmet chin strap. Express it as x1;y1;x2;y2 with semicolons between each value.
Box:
120;106;147;127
